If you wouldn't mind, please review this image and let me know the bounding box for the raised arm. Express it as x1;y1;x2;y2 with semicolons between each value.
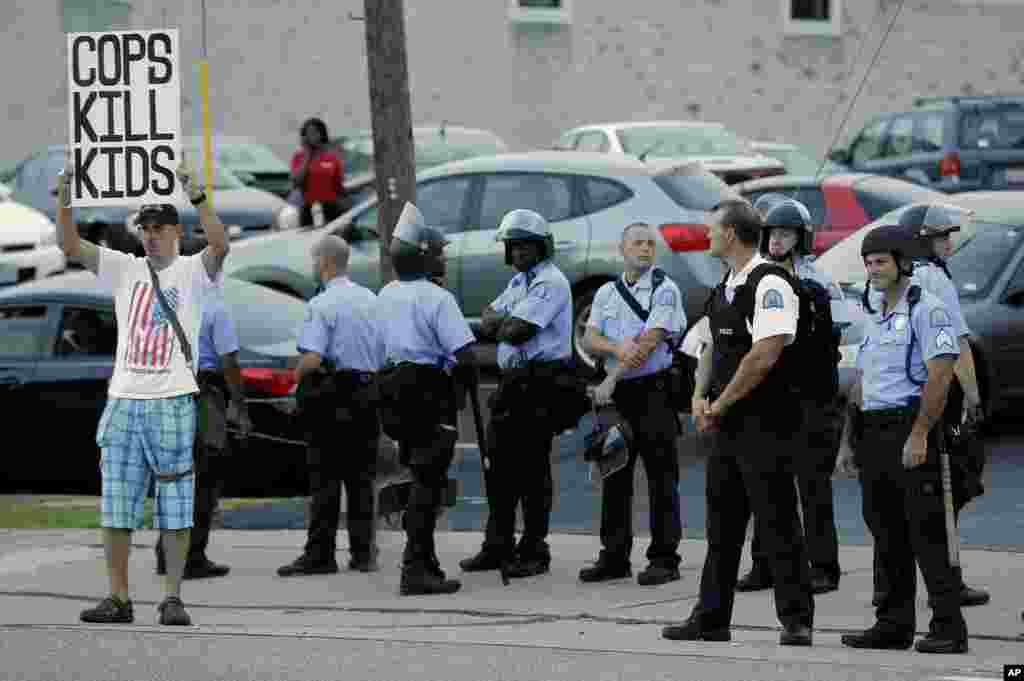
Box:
176;156;229;279
55;166;99;274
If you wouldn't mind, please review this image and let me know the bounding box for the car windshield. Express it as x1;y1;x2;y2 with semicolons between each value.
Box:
959;105;1024;150
947;220;1024;297
761;147;824;175
653;168;735;211
617;125;752;158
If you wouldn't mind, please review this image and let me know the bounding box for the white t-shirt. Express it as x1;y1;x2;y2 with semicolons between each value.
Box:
97;248;221;399
724;255;799;346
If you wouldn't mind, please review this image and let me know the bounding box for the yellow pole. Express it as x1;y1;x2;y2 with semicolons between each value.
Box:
198;59;214;203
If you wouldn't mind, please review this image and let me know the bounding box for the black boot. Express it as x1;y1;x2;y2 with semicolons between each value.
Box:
400;565;461;596
841;625;914;650
953;566;990;607
736;562;773;592
662;613;730;642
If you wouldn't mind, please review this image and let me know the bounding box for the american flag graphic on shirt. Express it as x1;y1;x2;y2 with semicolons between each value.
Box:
124;280;180;371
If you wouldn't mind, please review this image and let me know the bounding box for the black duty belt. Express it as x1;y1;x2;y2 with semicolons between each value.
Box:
334;368;376;384
861;406;916;426
500;359;572;380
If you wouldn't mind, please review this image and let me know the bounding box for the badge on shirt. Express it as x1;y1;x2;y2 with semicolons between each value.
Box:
935;328;955;351
530;282;551;301
761;289;784;310
930;308;952;328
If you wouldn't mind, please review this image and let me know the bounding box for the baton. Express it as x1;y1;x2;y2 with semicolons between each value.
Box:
937;427;961;568
226;427;308;447
466;379;510;586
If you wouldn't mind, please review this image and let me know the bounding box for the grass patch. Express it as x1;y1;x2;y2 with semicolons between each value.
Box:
218;497;305;511
0;497;152;529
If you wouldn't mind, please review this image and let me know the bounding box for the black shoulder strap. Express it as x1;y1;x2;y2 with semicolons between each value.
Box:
612;268;665;323
147;259;194;373
739;262;795;323
905;284;926;387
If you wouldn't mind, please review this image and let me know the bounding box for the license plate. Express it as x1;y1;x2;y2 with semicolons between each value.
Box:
1006;167;1024;184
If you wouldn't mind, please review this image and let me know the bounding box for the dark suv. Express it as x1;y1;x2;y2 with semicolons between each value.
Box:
828;95;1024;193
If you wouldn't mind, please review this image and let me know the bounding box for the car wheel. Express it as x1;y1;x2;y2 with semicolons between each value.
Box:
572;282;609;376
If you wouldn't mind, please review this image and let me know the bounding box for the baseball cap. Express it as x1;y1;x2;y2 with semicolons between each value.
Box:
135;204;180;227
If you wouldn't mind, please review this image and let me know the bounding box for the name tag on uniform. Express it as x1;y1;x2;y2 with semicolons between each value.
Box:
718;328;734;336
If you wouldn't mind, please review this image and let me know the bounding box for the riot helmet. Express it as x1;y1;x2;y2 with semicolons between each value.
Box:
898;202;972;264
758;197;815;261
390;202;449;280
860;223;917;312
495;209;554;270
581;404;634;480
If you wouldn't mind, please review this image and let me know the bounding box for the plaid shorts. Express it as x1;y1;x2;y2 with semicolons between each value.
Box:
96;394;196;530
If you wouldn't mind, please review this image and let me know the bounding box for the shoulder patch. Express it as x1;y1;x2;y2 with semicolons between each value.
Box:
656;288;677;307
761;289;785;310
929;308;952;328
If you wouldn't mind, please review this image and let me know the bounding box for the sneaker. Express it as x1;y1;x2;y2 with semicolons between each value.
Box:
637;564;681;586
80;596;134;624
157;596;191;626
276;554;339;577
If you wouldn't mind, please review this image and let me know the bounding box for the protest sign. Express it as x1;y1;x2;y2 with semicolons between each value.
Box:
66;29;181;207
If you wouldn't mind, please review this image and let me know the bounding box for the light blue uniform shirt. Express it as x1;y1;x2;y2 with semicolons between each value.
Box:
856;285;960;411
793;255;855;328
587;267;686;381
490;259;572;370
867;261;969;339
296;276;384;372
377;278;475;370
197;292;240;370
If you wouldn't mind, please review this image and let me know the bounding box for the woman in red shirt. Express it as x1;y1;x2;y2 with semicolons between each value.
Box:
290;118;347;227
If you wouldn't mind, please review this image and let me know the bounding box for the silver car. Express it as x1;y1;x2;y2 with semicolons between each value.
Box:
224;151;735;367
554;120;785;185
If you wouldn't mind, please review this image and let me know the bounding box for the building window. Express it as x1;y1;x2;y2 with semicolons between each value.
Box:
782;0;841;37
508;0;572;26
62;0;133;34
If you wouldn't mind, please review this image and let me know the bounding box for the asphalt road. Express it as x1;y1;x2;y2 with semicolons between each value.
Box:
221;391;1024;551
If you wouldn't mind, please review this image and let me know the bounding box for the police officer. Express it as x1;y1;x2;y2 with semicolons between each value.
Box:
866;204;989;608
277;235;384;577
734;196;850;595
458;210;573;579
662;199;813;646
376;202;479;596
579;222;685;585
155;288;252;579
837;224;967;654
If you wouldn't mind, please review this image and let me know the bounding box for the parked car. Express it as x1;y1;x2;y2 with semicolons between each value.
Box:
827;95;1024;193
181;134;292;198
7;145;298;252
0;180;11;201
733;173;950;255
0;271;307;495
815;191;1024;418
553;120;785;185
0;200;65;287
749;140;848;177
224;151;739;369
333;124;511;205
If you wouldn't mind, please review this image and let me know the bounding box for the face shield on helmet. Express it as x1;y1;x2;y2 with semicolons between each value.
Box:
752;192;791;219
758;198;815;261
897;202;973;261
495;209;555;269
581;405;634;480
390;201;449;279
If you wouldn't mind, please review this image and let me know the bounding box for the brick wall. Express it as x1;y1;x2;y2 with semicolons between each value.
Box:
4;0;1023;168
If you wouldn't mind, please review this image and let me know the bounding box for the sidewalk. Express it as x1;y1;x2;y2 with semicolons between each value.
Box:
1;528;1022;678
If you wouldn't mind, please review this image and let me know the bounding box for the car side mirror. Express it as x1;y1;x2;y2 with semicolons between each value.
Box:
1001;286;1024;306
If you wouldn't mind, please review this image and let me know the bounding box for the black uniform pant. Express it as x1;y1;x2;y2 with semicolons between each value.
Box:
597;372;682;568
155;440;221;567
480;391;555;561
859;414;965;639
750;400;840;582
401;407;458;572
303;414;379;563
695;413;813;631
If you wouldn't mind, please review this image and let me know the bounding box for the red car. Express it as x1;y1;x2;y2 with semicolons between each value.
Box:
734;173;948;255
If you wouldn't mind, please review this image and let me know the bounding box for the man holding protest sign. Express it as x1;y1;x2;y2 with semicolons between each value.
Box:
60;27;230;627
